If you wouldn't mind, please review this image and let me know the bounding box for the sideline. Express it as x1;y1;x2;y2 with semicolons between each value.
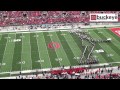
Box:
0;62;120;79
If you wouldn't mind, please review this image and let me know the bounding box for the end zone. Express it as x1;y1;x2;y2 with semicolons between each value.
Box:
109;27;120;37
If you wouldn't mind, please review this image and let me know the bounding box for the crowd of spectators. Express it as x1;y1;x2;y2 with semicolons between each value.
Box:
15;65;120;79
0;11;120;27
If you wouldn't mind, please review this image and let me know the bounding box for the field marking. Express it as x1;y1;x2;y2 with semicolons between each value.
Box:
55;32;71;66
0;30;68;35
61;34;66;36
10;34;16;76
35;60;44;63
0;34;8;72
102;29;120;51
91;29;119;62
54;32;73;66
42;33;52;68
1;34;15;73
94;29;120;62
49;32;62;67
93;31;108;62
109;28;120;37
61;32;81;63
0;35;7;71
101;29;120;62
14;34;23;71
0;27;120;35
21;33;23;71
28;33;32;70
0;28;120;74
62;32;81;63
36;33;52;68
48;33;62;67
47;34;53;36
87;29;112;63
70;32;86;60
0;28;118;72
21;33;32;70
0;34;3;40
35;33;42;68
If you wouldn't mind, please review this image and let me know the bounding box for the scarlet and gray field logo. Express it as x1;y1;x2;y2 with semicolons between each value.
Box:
48;42;60;49
90;13;118;22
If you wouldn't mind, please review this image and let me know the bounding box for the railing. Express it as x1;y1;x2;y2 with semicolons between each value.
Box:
0;23;120;33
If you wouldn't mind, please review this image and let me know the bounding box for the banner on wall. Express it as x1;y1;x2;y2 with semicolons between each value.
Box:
90;13;118;22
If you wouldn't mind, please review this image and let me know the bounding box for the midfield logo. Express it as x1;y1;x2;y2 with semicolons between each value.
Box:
90;13;118;22
48;42;60;49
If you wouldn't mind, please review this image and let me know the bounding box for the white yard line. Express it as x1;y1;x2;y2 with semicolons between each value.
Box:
0;28;120;77
21;33;23;71
0;30;69;34
10;34;16;77
102;30;120;50
54;32;71;66
49;32;62;67
87;30;108;62
61;31;80;64
35;33;42;68
42;33;52;68
94;31;120;62
101;29;120;60
0;34;9;72
29;33;32;70
89;29;120;62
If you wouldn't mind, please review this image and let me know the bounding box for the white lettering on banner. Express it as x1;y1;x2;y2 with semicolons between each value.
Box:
90;13;118;22
115;30;120;35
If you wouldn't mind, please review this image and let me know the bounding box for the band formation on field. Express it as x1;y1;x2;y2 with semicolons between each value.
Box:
0;27;120;77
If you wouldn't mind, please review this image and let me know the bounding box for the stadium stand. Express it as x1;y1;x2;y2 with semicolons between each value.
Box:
0;11;119;27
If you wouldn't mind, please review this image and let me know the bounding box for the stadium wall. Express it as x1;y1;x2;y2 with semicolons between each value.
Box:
0;23;120;32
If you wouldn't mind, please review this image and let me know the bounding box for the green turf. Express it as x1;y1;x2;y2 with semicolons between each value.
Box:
21;33;32;70
43;32;60;67
30;33;41;69
88;28;120;63
12;34;22;71
0;28;120;77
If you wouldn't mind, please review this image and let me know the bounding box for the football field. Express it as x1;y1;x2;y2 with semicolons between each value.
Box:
88;28;120;65
0;28;120;77
0;31;82;74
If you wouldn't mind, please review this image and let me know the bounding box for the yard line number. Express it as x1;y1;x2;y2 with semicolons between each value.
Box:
18;61;25;64
0;63;6;66
35;60;44;63
55;58;62;61
73;57;80;60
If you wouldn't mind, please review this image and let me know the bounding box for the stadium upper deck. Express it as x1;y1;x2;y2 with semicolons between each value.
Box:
0;11;120;27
